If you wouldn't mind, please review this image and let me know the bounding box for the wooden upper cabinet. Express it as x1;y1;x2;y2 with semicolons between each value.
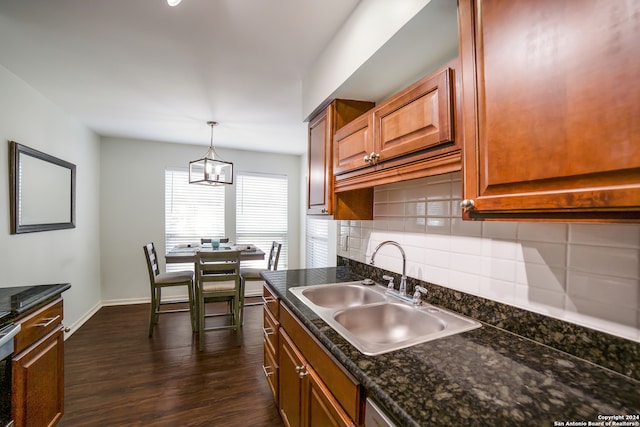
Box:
307;110;331;215
334;59;462;193
458;0;640;221
334;113;373;176
307;100;375;216
374;68;453;165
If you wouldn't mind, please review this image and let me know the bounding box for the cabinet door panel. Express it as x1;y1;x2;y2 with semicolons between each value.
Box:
460;0;640;218
13;327;64;427
307;110;331;214
334;114;373;175
375;68;453;162
305;367;353;427
279;330;304;427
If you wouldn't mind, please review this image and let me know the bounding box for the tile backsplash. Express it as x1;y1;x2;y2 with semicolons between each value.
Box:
338;172;640;343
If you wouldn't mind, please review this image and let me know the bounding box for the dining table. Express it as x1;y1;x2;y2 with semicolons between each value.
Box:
165;244;265;334
165;244;266;264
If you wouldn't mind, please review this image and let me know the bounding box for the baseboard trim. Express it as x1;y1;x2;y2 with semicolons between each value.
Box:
63;301;101;340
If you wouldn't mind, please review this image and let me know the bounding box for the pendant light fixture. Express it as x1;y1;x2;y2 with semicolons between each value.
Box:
189;121;233;186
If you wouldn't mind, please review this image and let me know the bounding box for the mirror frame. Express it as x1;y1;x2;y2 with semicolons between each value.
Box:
9;141;76;234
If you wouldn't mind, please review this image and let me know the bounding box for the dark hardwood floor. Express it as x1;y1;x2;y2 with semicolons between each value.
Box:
59;300;284;427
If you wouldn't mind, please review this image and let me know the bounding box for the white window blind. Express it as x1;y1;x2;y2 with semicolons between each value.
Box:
165;168;225;271
236;172;288;269
306;217;329;267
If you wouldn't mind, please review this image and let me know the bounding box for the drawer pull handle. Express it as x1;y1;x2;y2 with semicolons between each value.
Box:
262;296;277;304
263;327;275;336
262;365;275;377
36;315;61;328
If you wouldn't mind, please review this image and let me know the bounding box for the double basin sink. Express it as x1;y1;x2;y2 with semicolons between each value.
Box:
289;281;481;356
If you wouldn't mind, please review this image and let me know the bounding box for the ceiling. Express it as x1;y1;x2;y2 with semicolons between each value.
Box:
0;0;458;156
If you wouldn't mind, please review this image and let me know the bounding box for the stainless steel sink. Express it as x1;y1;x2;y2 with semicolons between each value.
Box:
289;281;481;355
334;303;446;344
298;282;386;309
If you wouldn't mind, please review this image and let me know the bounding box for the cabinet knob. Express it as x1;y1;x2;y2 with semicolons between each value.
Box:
295;365;309;378
321;208;328;214
460;199;475;209
364;152;379;164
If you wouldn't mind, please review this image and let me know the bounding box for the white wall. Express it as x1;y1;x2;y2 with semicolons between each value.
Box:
302;0;432;118
339;172;640;343
0;65;102;333
100;137;302;304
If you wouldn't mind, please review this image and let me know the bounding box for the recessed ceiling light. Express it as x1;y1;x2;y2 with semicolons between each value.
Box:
167;0;182;6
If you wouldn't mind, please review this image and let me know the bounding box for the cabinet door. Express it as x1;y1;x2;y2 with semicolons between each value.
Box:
279;330;305;427
307;108;332;215
304;367;354;427
375;67;453;163
459;0;640;220
13;327;64;427
334;114;374;175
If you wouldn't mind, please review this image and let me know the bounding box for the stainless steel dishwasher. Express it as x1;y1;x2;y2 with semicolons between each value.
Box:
365;398;398;427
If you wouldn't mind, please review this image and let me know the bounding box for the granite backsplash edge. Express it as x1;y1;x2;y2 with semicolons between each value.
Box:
337;256;640;382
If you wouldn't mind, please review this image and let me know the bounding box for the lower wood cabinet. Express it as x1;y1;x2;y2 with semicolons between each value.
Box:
278;303;362;427
305;365;354;427
12;298;65;427
279;330;353;427
279;330;304;427
263;284;363;427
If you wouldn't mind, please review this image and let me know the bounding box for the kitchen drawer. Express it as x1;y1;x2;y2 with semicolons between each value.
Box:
263;285;279;320
263;305;279;357
14;298;63;355
263;342;279;402
279;303;363;424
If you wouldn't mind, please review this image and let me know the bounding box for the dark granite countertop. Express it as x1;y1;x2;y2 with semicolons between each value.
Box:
263;267;640;427
0;283;71;326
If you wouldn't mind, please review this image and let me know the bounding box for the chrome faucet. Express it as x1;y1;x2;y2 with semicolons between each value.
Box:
369;240;407;296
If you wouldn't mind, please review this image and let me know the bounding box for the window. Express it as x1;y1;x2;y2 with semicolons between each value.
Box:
165;168;225;271
306;217;329;267
236;172;288;269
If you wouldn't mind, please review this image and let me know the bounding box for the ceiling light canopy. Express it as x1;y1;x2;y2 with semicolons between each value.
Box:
189;121;233;186
167;0;182;7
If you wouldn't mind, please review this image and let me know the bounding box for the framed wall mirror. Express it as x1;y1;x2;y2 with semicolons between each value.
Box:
9;141;76;234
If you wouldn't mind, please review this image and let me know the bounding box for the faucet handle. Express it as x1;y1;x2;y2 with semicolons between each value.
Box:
413;286;428;305
382;275;395;289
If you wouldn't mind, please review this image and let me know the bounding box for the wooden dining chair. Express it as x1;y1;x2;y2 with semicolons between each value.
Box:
240;241;282;318
143;242;195;337
195;249;243;351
